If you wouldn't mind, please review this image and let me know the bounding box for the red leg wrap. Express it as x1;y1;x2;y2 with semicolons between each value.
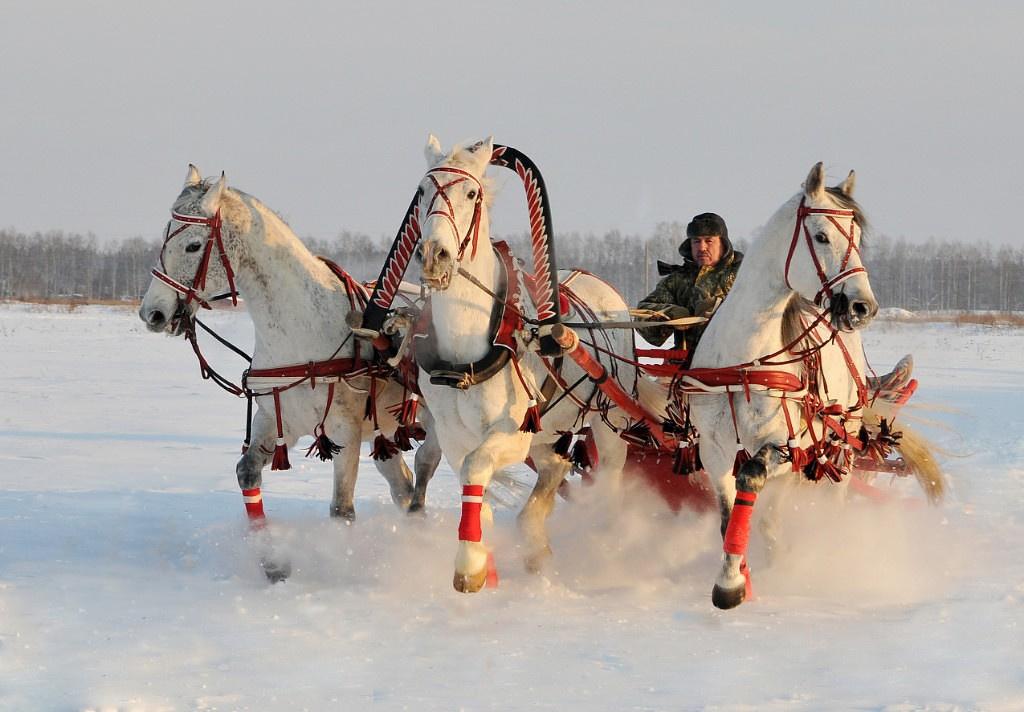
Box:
458;484;485;542
723;491;757;556
242;487;266;527
485;551;499;588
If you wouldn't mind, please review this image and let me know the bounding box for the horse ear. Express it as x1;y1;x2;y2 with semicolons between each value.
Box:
465;136;494;172
804;162;826;200
425;134;445;167
836;170;856;197
184;164;202;188
201;172;226;215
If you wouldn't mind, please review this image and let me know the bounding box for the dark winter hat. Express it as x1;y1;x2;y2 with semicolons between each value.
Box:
678;212;732;260
686;212;728;241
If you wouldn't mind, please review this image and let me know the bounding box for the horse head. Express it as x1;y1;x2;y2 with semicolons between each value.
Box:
785;162;878;332
140;165;242;335
415;135;494;290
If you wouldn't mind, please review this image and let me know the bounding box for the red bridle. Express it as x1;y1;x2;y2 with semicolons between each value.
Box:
422;166;484;262
784;197;865;307
151;209;238;310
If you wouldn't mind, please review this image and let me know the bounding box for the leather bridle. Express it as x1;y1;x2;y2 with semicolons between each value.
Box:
421;166;484;264
784;197;865;308
151;209;238;311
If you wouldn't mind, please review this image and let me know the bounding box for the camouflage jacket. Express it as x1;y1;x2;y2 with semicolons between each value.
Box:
636;250;743;350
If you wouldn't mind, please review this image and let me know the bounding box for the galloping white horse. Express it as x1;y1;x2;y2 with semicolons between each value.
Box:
686;163;884;609
414;136;640;592
139;166;441;580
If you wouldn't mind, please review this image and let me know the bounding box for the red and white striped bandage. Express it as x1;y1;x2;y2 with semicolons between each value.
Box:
458;484;485;542
241;487;266;523
722;490;758;556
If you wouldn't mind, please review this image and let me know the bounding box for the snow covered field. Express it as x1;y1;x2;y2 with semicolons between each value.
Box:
1;303;1021;711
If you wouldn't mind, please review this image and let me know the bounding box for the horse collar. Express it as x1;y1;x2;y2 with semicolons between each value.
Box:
413;243;521;389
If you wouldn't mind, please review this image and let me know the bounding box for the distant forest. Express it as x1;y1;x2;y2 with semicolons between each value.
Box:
2;223;1022;313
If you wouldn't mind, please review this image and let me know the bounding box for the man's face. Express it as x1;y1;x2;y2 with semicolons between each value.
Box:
690;235;723;267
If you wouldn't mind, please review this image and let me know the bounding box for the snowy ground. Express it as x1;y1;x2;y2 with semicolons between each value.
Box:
0;303;1021;711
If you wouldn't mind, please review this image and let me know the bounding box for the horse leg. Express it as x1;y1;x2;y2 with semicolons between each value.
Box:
587;422;629;490
518;445;571;573
758;474;795;566
372;454;415;512
712;443;786;609
453;430;530;593
328;429;361;521
409;427;442;515
236;407;292;582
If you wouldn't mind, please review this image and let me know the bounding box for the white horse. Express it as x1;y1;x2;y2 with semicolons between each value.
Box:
686;163;886;609
139;166;441;581
413;136;642;592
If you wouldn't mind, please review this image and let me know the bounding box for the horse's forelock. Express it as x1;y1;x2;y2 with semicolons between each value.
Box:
824;186;869;241
442;142;497;209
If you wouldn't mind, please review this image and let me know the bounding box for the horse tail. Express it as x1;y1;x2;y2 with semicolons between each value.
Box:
863;401;948;505
636;374;671;422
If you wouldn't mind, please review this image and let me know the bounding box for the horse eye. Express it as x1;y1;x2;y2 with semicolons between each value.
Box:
814;231;829;245
467;190;477;201
185;242;202;253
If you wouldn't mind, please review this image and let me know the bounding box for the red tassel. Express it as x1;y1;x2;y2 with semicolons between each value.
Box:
305;431;342;461
570;438;592;471
271;439;291;471
553;431;573;459
371;429;399;461
620;420;654;447
519;400;542;433
388;393;419;426
672;444;696;476
731;444;749;477
393;426;414;452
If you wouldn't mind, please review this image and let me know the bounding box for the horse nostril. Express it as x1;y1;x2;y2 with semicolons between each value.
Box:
150;310;166;325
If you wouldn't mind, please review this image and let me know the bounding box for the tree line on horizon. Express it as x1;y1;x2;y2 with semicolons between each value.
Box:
2;223;1022;314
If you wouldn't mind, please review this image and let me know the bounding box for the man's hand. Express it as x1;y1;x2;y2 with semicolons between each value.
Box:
692;297;722;318
662;305;690;320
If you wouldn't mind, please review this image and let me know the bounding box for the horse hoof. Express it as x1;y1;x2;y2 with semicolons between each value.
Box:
711;583;745;610
261;558;292;583
407;502;426;517
453;566;488;593
330;505;356;522
524;545;553;574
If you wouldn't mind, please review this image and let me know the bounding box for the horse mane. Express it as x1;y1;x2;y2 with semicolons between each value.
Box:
175;178;292;234
781;293;817;347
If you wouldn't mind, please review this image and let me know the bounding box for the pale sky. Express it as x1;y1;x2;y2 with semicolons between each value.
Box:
2;1;1022;249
